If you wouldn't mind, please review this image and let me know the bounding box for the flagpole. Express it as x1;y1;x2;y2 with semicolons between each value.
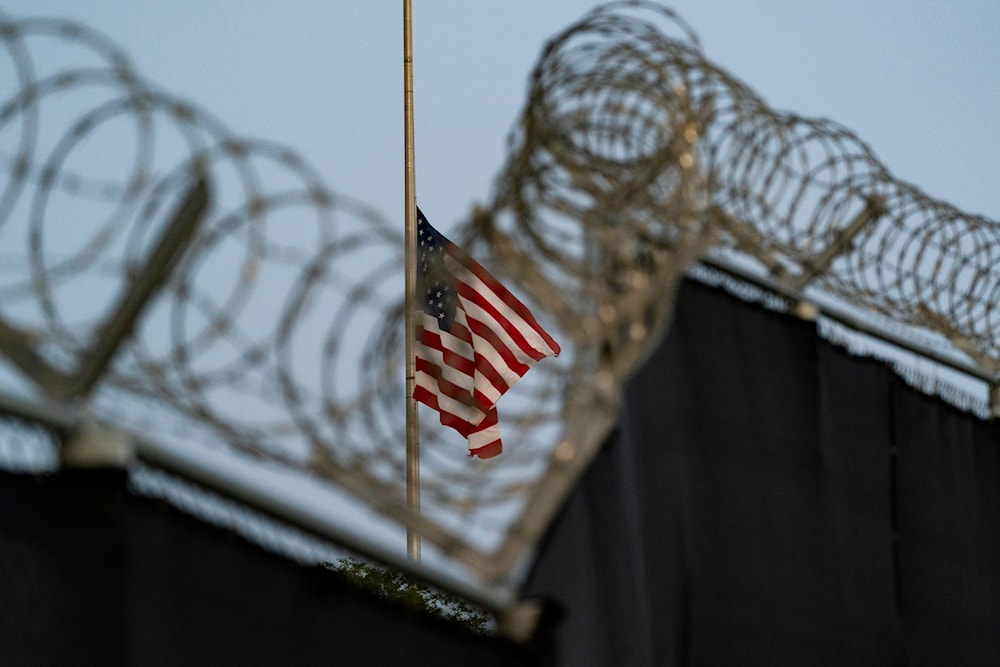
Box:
403;0;421;561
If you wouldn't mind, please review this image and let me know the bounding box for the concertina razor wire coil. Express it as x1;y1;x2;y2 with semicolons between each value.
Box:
1;1;998;583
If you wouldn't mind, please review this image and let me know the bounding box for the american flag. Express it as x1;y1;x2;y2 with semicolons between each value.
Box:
413;208;560;459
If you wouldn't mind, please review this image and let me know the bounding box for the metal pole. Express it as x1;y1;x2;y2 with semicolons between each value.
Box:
403;0;421;561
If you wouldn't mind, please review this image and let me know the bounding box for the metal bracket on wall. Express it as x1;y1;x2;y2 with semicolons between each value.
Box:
989;384;1000;419
0;175;210;403
778;195;887;294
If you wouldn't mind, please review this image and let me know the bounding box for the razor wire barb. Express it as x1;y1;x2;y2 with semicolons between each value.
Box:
1;2;998;581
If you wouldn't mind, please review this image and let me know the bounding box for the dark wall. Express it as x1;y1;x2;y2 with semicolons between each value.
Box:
4;278;998;666
0;470;539;667
526;279;1000;666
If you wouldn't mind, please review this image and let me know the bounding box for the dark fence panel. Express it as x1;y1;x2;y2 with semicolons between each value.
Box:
527;279;999;666
0;469;539;666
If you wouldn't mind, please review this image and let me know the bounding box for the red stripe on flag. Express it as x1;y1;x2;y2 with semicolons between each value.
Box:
413;385;473;437
415;356;495;417
456;279;547;362
469;439;502;459
468;409;502;458
465;315;531;378
446;245;561;355
415;357;472;406
418;329;475;377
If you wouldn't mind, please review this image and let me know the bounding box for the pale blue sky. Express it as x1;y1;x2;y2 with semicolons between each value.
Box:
3;1;999;566
5;1;998;230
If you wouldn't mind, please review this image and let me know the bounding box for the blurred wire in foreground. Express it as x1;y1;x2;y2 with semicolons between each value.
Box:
1;2;998;588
